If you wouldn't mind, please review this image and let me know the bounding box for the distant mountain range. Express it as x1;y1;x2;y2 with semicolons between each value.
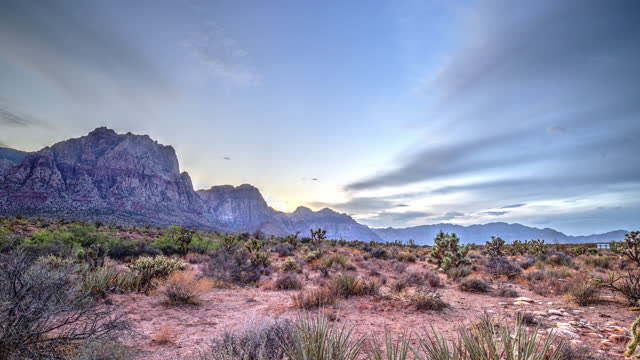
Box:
0;128;629;244
372;223;628;245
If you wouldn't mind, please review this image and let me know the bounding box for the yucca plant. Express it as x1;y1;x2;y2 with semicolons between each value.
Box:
413;317;564;360
365;329;411;360
283;315;362;360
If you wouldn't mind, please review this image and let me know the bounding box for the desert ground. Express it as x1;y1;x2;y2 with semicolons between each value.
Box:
1;217;638;359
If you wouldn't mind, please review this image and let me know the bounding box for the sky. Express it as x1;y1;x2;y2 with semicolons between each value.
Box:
0;0;638;235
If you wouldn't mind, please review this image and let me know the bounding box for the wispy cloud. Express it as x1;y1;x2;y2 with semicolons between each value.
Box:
485;211;508;216
501;203;526;209
185;21;258;86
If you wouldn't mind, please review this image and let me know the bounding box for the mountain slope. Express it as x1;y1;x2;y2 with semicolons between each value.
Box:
373;222;628;245
0;147;28;164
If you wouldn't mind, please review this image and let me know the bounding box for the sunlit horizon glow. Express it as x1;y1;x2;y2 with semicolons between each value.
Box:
0;0;638;236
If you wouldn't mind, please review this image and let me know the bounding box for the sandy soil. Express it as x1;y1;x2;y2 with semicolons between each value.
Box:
111;262;635;359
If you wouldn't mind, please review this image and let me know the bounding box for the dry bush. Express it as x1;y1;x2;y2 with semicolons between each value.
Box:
157;271;212;305
485;256;521;279
583;256;613;269
391;278;409;293
393;261;408;273
272;273;304;290
567;277;601;306
404;270;441;288
153;323;175;344
395;251;417;262
459;278;490;293
0;250;129;359
186;252;209;264
291;287;337;309
198;318;293;360
410;289;449;311
361;278;383;296
72;339;137;360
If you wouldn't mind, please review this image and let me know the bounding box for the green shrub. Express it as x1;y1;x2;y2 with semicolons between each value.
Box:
321;253;353;270
153;225;197;255
446;265;473;280
458;278;489;293
127;255;185;291
104;237;161;260
281;257;299;272
81;267;139;298
330;273;363;298
304;250;323;263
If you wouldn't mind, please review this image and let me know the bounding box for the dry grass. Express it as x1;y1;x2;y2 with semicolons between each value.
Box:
156;270;213;305
291;287;337;309
152;323;175;344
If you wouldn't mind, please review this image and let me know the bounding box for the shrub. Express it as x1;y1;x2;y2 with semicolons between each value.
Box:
597;271;640;306
393;261;408;273
127;255;185;291
459;278;489;293
186;252;209;264
361;278;383;296
496;283;519;298
157;271;212;305
485;256;522;279
584;256;613;269
321;253;353;270
568;277;601;306
203;248;262;284
303;250;323;263
281;257;299;272
283;316;362;360
153;225;196;255
446;265;472;280
106;237;161;260
0;250;129;359
370;247;388;259
541;252;573;267
291;288;337;309
410;289;449;311
330;273;363;298
395;251;417;262
413;316;564;360
405;270;441;288
273;243;295;257
272;273;304;290
518;256;536;270
80;267;139;298
391;278;409;293
428;231;470;270
198;318;294;360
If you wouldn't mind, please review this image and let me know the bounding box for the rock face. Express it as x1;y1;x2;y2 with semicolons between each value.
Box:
0;128;208;227
197;185;383;241
372;222;628;245
0;128;382;241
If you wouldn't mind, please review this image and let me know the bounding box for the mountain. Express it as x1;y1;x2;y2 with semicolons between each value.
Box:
372;222;628;245
197;184;382;241
0;128;626;243
0;147;28;164
0;128;381;241
0;127;209;228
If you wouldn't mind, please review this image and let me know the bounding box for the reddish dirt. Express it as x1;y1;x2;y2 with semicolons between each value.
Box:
112;261;635;359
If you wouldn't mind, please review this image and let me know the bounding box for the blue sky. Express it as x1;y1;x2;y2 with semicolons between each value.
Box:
0;0;638;235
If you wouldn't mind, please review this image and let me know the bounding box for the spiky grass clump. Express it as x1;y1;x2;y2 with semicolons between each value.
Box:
283;316;362;360
330;273;363;298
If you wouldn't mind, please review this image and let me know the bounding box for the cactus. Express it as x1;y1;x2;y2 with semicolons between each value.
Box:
625;315;640;358
623;231;640;266
428;231;470;270
310;228;327;247
485;236;505;258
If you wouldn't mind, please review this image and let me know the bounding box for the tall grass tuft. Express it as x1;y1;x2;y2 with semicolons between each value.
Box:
283;315;362;360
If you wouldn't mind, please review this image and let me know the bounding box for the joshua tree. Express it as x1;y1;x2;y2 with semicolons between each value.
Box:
623;231;640;266
428;231;470;270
